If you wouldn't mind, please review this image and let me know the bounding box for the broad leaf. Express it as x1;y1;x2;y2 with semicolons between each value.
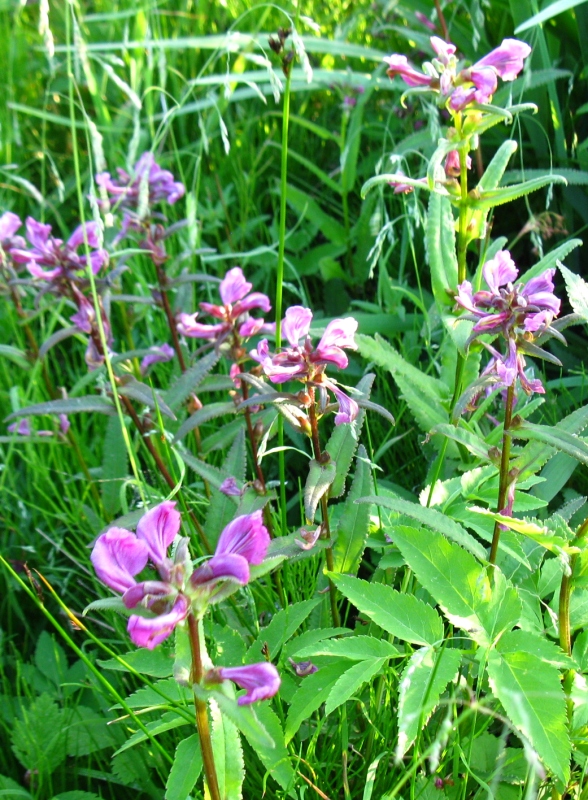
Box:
397;646;462;758
165;734;202;800
487;632;571;786
329;573;444;646
332;445;372;574
246;599;321;663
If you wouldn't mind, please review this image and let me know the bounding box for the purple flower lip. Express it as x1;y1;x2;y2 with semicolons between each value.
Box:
208;662;281;705
140;343;175;374
177;267;271;342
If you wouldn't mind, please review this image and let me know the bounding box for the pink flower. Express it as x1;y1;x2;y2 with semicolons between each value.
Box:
0;212;25;256
91;527;149;594
452;39;531;109
140;343;175;374
444;150;472;178
11;218;108;281
383;55;433;87
474;39;532;82
211;663;281;705
96;152;184;211
127;595;190;650
177;267;271;343
415;11;436;31
430;37;456;66
219;476;243;497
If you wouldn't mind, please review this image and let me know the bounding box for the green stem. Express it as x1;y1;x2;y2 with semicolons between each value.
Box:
275;63;292;538
188;614;221;800
489;383;516;566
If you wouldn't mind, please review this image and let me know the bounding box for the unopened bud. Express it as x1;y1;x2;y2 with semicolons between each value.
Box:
253;420;265;441
188;394;203;413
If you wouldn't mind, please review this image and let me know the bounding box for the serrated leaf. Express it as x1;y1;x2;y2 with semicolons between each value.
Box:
11;694;67;775
101;416;129;517
203;689;273;752
519;238;582;284
177;447;225;490
115;711;189;755
499;630;575;669
426;193;458;307
328;573;444;646
120;678;192;709
246;599;321;663
476;140;518;192
511;421;588;466
431;424;493;462
163;349;221;409
296;635;398;660
5;396;116;421
332;446;372;574
559;263;588;324
173;401;236;442
397;646;462;758
326;373;374;497
470;175;567;210
357;334;449;433
118;377;176;420
324;657;386;716
243;704;295;792
98;648;174;677
0;344;31;369
487;634;571;785
513;403;588;478
285;663;349;743
304;459;336;522
360;495;486;559
165;734;202;800
210;698;245;800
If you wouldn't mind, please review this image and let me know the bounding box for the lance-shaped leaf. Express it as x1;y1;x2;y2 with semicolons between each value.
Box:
397;646;462;759
464;140;518;242
426;192;458;308
326;373;374;498
431;424;495;463
117;377;176;420
165;734;202;800
332;446;372;574
163;349;220;410
467;506;574;561
173;401;236;442
5;396;116;420
245;705;295;792
426;137;458;189
468;174;567;211
512;403;588;479
209;696;245;800
511;421;588;467
487;632;571;786
38;327;80;359
295;635;398;661
358;495;486;559
517;339;563;367
519;238;582;284
177;447;225;490
285;663;349;742
328;573;444;646
324;657;387;716
559;263;588;324
304;458;337;522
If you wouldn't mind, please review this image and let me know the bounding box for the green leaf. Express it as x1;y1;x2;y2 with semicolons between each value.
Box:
285;663;349;742
35;631;68;687
515;0;588;32
356;334;450;433
499;630;575;669
328;573;444;646
511;421;588;466
360;495;486;559
0;344;30;370
163;349;221;409
361;173;433;199
246;705;295;792
11;694;67;775
286;184;346;245
487;633;571;785
210;698;245;800
177;447;225;490
204;690;274;751
165;736;203;800
519;238;582;284
332;446;372;574
101;416;129;518
325;373;374;498
431;424;493;462
246;599;321;663
115;712;190;754
426;193;458;307
304;459;337;522
397;646;462;758
117;377;176;420
173;401;236;442
98;648;174;677
512;403;588;478
477;141;518;193
5;396;115;420
559;263;588;323
469;175;567;211
296;635;398;660
324;657;387;716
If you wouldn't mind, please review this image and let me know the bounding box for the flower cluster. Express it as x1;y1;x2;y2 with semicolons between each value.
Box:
11;218;108;283
384;36;531;112
91;502;280;705
251;306;359;425
456;250;561;394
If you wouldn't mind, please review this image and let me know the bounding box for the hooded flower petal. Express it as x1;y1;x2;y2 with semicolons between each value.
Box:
220;267;252;305
384;54;433;87
127;594;190;649
214;663;281;705
232;292;272;317
140;343;175;374
122;580;174;609
177;313;228;339
136;501;181;566
282;306;313;347
469;66;498;103
483;250;518;293
449;85;477;111
474;38;531;81
190;553;250;591
219;476;243;497
0;211;22;241
430;36;456;65
522;269;560;315
67;221;101;250
91;528;149;594
329;383;360;425
8;419;32;436
314;317;358;369
215;510;270;565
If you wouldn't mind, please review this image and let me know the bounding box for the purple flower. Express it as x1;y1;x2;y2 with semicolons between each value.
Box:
136;500;181;566
444;150;472;178
140;343;175;374
11;218;108;281
91;527;149;594
96;152;185;212
0;212;26;256
250;307;359;425
7;419;32;436
430;37;456;66
474;39;532;82
289;658;318;677
453;39;531;109
383;54;433;87
127;595;190;650
219;476;243;497
210;663;281;705
177;267;271;344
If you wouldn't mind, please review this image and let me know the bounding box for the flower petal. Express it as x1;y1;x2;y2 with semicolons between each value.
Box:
122;580;173;609
482;250;518;293
330;383;359;425
220;267;252;305
136;501;181;566
383;54;433;87
127;594;190;649
232;292;272;317
214;663;281;705
282;306;313;347
474;38;532;82
215;510;270;565
91;528;149;594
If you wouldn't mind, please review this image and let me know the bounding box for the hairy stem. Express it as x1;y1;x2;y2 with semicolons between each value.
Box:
489;382;516;566
188;614;221;800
